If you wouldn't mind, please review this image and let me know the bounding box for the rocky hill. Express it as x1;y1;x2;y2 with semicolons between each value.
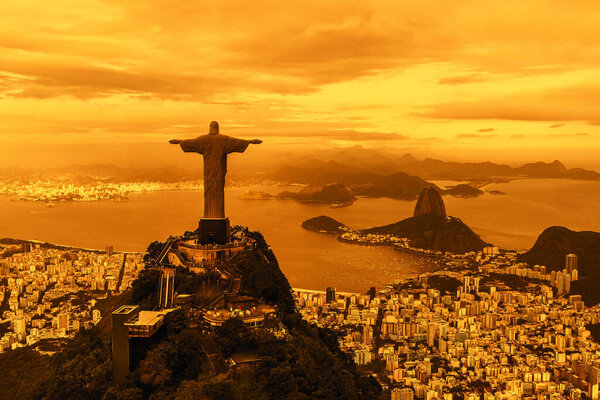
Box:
519;226;600;306
302;216;347;233
518;226;600;277
362;214;488;254
278;182;356;205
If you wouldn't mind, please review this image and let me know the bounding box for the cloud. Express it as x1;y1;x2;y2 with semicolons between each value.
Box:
456;133;497;139
438;74;488;85
549;123;564;128
546;132;588;137
417;84;600;124
0;59;318;100
4;0;600;101
251;129;409;141
1;0;600;167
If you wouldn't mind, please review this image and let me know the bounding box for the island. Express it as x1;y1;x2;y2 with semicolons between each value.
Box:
301;215;348;234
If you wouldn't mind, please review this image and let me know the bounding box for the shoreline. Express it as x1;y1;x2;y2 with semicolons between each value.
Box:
0;238;141;255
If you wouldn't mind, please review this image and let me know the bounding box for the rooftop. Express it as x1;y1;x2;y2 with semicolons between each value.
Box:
125;310;170;327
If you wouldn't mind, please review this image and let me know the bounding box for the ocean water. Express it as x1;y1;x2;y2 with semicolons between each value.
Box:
0;179;598;292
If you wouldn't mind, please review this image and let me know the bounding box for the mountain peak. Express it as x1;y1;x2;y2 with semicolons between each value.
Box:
398;153;419;164
551;160;567;170
414;187;446;217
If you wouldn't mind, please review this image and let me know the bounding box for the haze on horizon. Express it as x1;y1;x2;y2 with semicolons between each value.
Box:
1;0;600;169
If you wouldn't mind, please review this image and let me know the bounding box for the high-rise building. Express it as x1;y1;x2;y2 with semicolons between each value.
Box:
56;313;69;331
392;388;414;400
112;305;140;383
590;365;600;384
106;244;114;257
566;254;578;273
13;317;26;335
427;322;437;347
326;287;336;304
353;348;373;365
92;309;102;324
463;276;471;293
483;314;496;329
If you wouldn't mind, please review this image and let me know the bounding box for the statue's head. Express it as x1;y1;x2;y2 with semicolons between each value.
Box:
209;121;219;135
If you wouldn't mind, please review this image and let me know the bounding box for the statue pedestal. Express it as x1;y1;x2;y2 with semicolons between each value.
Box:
197;218;230;244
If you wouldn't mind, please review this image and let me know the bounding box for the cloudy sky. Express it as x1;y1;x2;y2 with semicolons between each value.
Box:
2;0;600;168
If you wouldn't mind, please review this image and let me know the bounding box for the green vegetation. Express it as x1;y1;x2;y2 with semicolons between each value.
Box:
571;278;600;306
143;240;165;263
0;348;54;400
239;231;296;314
426;275;462;293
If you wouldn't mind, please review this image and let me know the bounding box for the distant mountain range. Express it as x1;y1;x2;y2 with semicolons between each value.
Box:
2;151;598;189
270;154;600;183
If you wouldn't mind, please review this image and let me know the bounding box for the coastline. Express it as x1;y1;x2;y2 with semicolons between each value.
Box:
0;237;141;255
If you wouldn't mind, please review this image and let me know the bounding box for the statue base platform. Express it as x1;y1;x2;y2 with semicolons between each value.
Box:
197;218;230;244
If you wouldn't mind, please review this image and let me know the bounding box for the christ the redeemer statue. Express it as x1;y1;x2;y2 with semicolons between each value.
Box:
169;121;261;219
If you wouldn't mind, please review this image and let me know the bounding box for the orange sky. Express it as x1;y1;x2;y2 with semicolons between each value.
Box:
1;0;600;168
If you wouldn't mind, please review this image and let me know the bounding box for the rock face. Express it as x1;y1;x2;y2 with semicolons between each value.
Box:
302;216;347;234
414;187;446;217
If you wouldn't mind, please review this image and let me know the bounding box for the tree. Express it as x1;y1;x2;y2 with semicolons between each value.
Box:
139;342;175;388
144;241;165;263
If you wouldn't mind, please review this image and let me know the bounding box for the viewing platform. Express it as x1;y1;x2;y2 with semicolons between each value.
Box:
203;304;276;328
167;235;255;270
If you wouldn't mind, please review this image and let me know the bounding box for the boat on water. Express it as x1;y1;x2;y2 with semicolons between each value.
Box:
330;201;353;209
